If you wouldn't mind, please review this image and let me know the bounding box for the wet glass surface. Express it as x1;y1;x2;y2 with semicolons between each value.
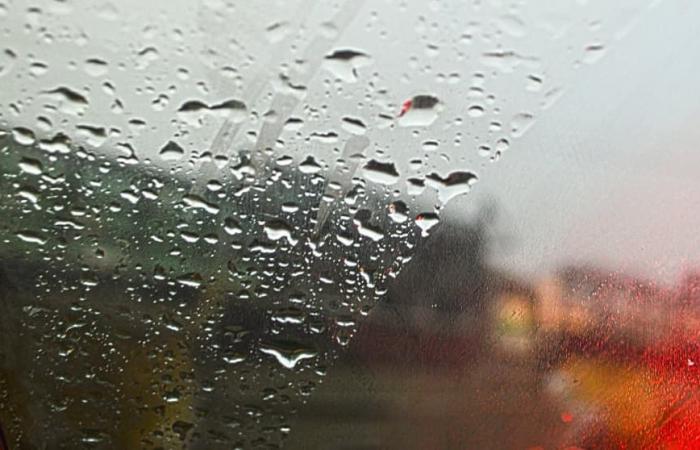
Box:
0;0;699;448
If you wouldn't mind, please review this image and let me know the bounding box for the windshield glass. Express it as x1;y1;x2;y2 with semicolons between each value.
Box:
0;1;698;449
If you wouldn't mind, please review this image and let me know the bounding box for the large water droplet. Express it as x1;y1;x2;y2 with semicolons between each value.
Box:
415;212;440;237
259;340;317;369
425;171;478;203
264;219;298;246
398;95;441;127
18;157;43;175
43;86;89;116
341;116;367;135
16;230;47;245
83;58;108;77
362;159;400;185
323;48;371;82
11;127;36;146
176;272;203;288
159;140;185;161
182;195;220;215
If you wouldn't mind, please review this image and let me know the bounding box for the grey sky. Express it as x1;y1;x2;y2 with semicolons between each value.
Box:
455;0;700;283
